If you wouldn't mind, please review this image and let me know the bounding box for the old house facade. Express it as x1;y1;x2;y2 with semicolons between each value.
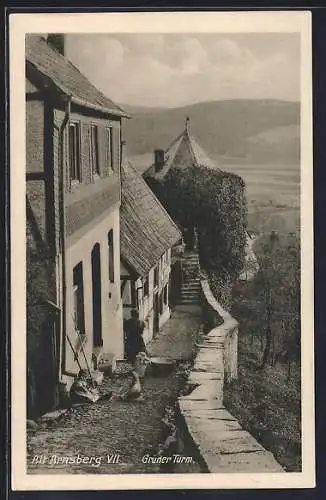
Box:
26;34;129;415
120;159;181;345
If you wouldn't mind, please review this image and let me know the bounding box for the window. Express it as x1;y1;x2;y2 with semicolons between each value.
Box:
106;127;113;172
143;277;149;297
69;122;81;182
90;124;100;177
131;281;138;308
154;266;159;288
159;291;164;315
73;262;85;334
163;284;168;305
108;230;114;283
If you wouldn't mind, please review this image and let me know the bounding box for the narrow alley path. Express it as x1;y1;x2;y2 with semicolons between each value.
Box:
27;305;202;475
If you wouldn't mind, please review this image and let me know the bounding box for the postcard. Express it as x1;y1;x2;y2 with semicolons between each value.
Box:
10;10;314;490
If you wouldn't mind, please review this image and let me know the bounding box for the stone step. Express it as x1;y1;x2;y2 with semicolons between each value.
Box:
181;293;200;300
179;299;200;305
183;268;200;274
182;287;200;292
183;273;200;278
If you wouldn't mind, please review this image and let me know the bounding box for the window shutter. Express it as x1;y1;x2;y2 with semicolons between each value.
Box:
112;126;121;172
81;123;91;184
98;125;108;177
64;128;71;192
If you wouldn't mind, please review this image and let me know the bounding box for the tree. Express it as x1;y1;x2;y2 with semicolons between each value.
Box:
254;232;300;378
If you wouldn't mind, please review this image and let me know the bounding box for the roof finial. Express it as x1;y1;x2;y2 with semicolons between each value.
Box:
185;116;190;134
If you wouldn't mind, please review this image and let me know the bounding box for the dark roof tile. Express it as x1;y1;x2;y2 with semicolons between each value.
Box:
26;35;130;118
120;159;181;277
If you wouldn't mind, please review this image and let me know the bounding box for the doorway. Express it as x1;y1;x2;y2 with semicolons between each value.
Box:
91;243;103;347
153;292;160;335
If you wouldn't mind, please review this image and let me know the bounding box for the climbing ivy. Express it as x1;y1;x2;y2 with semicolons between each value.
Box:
146;164;247;289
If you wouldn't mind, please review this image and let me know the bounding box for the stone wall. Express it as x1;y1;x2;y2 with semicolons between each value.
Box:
200;276;239;383
177;277;284;473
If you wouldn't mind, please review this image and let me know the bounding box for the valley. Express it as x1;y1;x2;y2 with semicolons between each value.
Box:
125;99;301;235
131;153;300;234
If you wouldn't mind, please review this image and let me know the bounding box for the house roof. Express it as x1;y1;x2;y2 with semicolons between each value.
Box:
120;158;182;277
25;35;130;118
143;120;221;179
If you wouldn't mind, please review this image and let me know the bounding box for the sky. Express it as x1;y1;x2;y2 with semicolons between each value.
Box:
65;33;300;108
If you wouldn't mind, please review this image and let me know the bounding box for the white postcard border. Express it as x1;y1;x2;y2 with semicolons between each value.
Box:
10;10;314;490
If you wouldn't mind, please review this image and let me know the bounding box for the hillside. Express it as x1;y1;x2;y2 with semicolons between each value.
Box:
122;99;300;164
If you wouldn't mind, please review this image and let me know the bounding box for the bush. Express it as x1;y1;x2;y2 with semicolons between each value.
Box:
147;164;247;288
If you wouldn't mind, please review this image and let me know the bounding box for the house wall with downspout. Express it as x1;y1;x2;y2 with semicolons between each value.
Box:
53;105;124;388
26;76;125;411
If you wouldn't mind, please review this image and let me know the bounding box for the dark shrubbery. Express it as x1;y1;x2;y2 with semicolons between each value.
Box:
146;164;247;307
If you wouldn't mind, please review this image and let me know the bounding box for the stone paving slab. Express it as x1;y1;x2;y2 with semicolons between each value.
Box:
193;360;224;373
195;350;223;363
184;417;242;432
182;380;223;402
191;429;265;455
188;371;224;383
180;407;236;419
196;339;224;347
205;450;284;473
179;399;224;412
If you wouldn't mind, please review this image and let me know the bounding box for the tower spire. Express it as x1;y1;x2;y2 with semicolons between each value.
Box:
185;116;190;134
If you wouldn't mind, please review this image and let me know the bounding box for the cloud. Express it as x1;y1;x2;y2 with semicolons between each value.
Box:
66;33;300;107
209;38;255;67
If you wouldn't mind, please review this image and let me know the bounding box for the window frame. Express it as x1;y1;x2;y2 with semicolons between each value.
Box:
153;266;159;288
131;281;138;309
68;121;81;184
90;124;100;179
108;229;115;284
163;284;168;306
143;276;149;298
105;126;113;173
72;262;85;336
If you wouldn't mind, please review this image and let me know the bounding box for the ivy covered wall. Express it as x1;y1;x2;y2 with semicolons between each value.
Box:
145;164;247;309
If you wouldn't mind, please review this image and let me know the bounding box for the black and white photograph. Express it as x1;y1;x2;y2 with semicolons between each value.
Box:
10;11;314;490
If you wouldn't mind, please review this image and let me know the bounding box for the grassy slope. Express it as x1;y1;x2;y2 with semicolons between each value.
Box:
223;281;301;472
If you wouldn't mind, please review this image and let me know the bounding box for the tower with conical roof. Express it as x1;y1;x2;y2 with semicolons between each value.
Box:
143;117;221;180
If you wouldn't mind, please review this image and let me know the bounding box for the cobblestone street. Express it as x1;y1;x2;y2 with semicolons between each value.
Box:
27;305;202;475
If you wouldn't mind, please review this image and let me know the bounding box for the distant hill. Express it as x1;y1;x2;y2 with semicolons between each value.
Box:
122;99;300;164
120;103;168;114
